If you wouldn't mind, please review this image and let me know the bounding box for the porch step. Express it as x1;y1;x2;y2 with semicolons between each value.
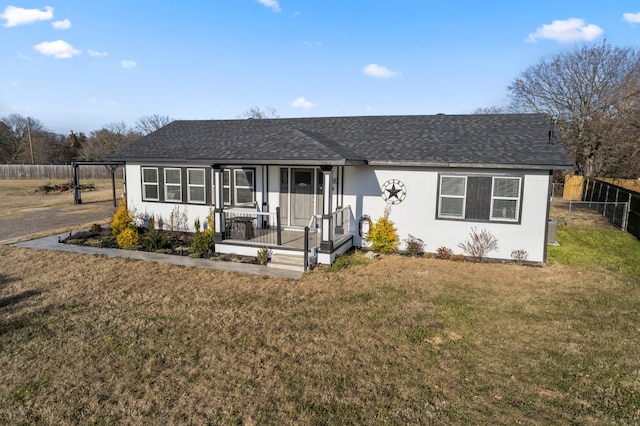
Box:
269;254;305;272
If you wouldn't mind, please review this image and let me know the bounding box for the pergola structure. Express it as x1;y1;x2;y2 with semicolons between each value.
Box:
71;161;125;206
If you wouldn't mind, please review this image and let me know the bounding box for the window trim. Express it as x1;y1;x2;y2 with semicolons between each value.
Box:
438;175;467;219
234;169;255;206
164;167;182;203
187;168;206;204
490;176;521;222
141;167;159;201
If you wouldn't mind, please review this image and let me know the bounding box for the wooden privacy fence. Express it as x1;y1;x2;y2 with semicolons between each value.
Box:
583;178;640;240
563;175;584;201
0;164;123;180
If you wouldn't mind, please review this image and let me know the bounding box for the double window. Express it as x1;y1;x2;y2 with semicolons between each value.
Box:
438;174;521;222
212;168;255;206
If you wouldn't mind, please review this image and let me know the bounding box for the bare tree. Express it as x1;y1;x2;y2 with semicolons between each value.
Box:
473;106;507;114
508;40;640;177
79;122;141;161
135;114;174;135
238;106;280;119
0;114;51;163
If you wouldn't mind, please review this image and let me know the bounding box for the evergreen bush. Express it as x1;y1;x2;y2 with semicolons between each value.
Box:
366;206;399;254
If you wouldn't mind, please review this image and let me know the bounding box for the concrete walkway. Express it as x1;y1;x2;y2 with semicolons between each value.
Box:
12;232;303;280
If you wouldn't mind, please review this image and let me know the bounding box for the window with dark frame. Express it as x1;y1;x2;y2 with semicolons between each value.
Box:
491;177;521;221
164;168;182;202
187;168;206;204
438;174;522;223
142;167;159;201
438;175;466;218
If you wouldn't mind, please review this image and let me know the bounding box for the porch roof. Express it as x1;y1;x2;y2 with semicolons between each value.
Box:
109;114;573;170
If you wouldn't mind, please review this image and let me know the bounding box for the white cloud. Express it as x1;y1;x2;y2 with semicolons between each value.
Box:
88;49;108;57
257;0;281;12
121;60;137;69
33;40;81;59
526;18;603;43
363;63;401;79
1;6;53;27
290;97;316;110
623;12;640;24
52;19;71;30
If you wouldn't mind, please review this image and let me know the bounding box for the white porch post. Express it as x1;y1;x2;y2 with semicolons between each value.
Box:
212;165;226;243
320;165;334;251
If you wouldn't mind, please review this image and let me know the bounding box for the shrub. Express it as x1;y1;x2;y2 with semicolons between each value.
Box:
366;206;399;254
404;234;425;257
511;249;529;265
140;225;170;251
257;246;269;265
89;223;103;234
451;254;466;262
190;229;214;258
111;197;135;236
116;227;139;249
436;246;453;260
457;227;499;262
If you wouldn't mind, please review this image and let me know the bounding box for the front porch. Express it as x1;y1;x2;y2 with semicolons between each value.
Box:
215;206;355;270
211;164;355;269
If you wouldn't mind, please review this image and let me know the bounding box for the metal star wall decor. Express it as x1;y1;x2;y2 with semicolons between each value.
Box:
381;179;407;205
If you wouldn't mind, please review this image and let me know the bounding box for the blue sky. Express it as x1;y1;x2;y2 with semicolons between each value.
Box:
1;1;639;134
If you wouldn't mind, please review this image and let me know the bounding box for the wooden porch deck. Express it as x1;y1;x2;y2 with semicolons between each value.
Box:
225;228;320;250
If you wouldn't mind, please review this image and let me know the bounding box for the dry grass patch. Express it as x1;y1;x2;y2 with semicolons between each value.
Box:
2;243;640;424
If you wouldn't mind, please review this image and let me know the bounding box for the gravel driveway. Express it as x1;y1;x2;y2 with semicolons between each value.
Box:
0;201;116;244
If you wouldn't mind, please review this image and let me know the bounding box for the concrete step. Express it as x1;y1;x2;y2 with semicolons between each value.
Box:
269;254;305;271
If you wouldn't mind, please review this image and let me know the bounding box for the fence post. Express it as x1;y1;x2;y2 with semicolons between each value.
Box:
622;198;631;232
304;226;309;272
276;207;282;246
72;163;82;204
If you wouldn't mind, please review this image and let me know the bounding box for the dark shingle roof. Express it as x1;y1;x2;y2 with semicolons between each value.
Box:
109;114;573;169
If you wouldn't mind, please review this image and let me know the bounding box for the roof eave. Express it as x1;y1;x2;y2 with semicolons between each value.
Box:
108;157;367;167
368;160;574;170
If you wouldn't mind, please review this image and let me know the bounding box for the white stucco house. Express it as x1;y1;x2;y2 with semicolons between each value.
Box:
108;114;572;267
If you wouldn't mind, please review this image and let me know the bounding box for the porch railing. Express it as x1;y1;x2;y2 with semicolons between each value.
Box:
224;207;282;246
332;206;353;240
303;206;353;271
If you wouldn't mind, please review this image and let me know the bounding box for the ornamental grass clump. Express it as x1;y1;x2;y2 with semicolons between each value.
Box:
366;206;399;254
